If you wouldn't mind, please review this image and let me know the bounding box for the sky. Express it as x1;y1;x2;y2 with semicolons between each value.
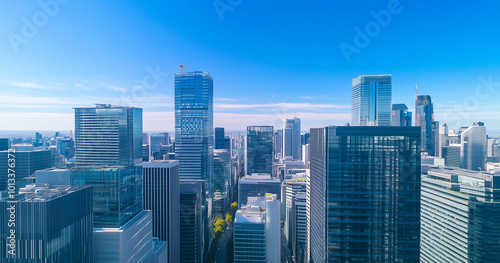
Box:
1;1;500;133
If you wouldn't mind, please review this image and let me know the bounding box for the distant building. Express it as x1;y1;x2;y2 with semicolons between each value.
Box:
415;95;437;156
308;126;421;262
392;103;412;126
149;133;170;160
283;118;301;160
234;194;280;263
351;74;392;126
421;167;500;262
142;160;180;263
245;126;274;175
460;122;487;171
0;138;9;151
238;174;281;207
0;185;93;263
274;129;283;159
215;127;230;150
442;145;461;168
0;148;52;192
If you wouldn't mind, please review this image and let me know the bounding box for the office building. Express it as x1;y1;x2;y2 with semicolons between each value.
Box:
274;129;283;159
300;132;310;145
415;95;437;156
302;144;310;169
180;181;204;263
34;168;70;186
0;185;93;263
283;118;301;160
149;133;170;160
284;177;306;253
57;138;75;160
292;192;307;263
93;211;154;263
0;148;52;192
421;167;500;262
74;104;142;167
71;166;142;228
238;174;281;207
460;122;487;171
234;194;281;263
392;103;412;126
245;126;274;175
351;74;392;126
215;127;230;150
442;145;461;168
174;71;214;182
142;160;180;263
308;126;421;262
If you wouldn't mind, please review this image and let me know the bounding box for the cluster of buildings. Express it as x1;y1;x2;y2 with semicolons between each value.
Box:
1;72;499;263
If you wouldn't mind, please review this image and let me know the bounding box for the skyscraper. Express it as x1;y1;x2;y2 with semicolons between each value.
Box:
283;118;302;160
245;126;274;175
274;129;283;159
308;126;421;262
0;185;93;263
142;160;180;263
415;95;437;156
460;122;487;171
421;167;500;262
351;74;392;126
392;103;412;126
174;71;214;182
215;127;230;149
74;104;142;167
180;181;204;263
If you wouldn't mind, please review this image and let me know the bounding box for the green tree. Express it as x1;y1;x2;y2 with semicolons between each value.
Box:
225;212;233;223
214;218;226;229
230;202;238;214
213;225;224;240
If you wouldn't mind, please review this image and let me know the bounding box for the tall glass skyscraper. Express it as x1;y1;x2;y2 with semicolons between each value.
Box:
415;95;437;156
245;126;274;175
351;74;392;126
392;103;412;126
174;71;214;182
308;126;421;262
74;104;143;167
460;122;487;171
283;118;302;160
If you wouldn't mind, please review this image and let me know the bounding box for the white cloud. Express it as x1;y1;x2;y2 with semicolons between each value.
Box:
3;81;64;90
110;86;128;93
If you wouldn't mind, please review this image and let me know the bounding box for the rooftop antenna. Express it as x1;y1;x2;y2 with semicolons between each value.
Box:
179;62;190;74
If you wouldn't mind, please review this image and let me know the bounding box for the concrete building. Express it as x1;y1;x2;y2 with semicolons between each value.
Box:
238;174;281;207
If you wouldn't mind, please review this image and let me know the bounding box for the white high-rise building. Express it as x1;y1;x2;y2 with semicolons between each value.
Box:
460;122;487;171
234;194;281;263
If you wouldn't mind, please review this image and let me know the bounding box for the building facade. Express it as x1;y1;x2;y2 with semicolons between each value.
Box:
351;74;392;126
245;126;274;175
460;122;487;171
142;160;180;263
392;103;412;126
308;126;421;262
283;118;302;160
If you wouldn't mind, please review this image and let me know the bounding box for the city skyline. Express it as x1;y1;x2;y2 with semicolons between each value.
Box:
1;2;500;132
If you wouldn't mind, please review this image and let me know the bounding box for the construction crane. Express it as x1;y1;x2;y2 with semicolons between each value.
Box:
179;62;190;74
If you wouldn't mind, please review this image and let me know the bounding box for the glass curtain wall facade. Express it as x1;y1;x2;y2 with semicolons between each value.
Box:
71;166;142;228
351;74;392;126
245;126;274;175
0;149;52;192
74;105;142;167
283;118;302;160
309;126;421;262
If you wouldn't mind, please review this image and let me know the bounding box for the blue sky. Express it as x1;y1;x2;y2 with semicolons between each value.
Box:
1;1;500;132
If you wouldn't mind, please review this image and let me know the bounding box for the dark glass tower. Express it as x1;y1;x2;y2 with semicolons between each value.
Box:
245;126;274;175
308;126;421;262
415;95;436;156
